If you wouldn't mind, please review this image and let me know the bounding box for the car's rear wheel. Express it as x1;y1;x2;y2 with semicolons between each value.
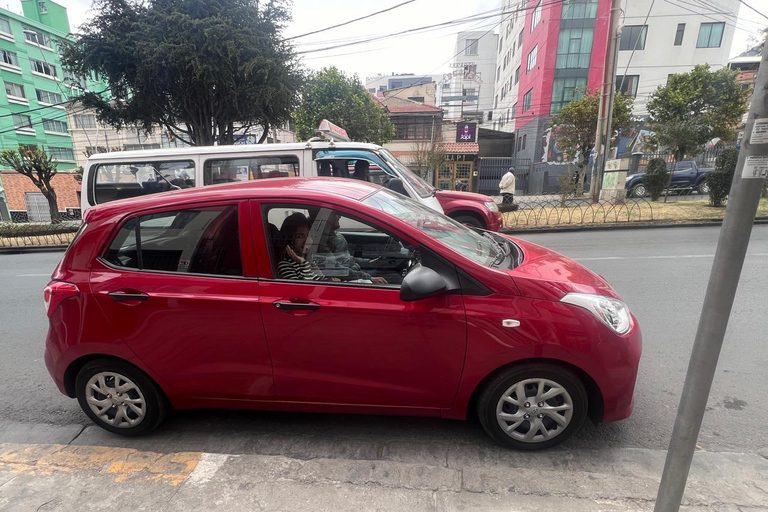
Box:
697;182;710;194
631;184;647;198
476;363;587;450
453;214;484;229
75;359;167;436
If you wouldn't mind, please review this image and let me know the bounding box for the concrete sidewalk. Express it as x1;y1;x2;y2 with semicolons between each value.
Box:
1;433;767;511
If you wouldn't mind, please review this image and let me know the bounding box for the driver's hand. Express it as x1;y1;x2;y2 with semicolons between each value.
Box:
371;277;388;284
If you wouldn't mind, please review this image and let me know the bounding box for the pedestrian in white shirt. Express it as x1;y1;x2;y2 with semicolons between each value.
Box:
499;167;516;205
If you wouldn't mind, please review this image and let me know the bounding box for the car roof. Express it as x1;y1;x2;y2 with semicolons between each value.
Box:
86;142;382;162
85;178;382;223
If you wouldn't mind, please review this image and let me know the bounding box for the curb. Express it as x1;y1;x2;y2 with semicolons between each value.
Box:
0;245;69;254
501;217;768;235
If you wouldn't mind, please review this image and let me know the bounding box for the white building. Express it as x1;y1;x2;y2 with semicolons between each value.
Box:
491;0;525;134
441;31;499;124
365;74;443;94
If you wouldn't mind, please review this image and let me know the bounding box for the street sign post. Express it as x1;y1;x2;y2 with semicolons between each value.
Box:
654;49;768;511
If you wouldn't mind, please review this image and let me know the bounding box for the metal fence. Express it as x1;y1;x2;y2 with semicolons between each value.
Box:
477;157;532;196
502;196;654;229
636;146;735;174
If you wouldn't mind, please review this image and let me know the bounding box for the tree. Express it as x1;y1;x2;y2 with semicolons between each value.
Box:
705;148;739;207
295;67;395;144
646;65;747;162
0;148;59;223
61;0;304;146
642;158;670;201
411;137;446;180
550;90;633;193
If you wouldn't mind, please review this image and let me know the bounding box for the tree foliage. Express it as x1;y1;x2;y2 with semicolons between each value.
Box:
706;148;739;207
642;158;670;201
295;67;394;144
61;0;304;146
0;148;60;223
411;138;446;180
550;90;633;188
647;65;747;161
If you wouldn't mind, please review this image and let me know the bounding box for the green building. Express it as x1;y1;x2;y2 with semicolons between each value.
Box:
0;0;103;170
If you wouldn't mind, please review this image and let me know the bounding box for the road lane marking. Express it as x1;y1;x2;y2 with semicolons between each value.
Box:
185;453;229;487
577;253;768;261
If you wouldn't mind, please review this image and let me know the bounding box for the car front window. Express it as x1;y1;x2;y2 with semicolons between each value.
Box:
377;148;435;199
363;189;503;267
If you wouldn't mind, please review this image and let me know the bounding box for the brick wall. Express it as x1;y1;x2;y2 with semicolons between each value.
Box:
1;172;81;211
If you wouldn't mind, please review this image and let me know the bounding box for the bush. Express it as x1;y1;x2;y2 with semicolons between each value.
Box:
643;158;670;201
558;167;579;205
706;148;739;207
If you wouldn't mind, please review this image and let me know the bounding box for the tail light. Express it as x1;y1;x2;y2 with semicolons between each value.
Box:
44;281;79;317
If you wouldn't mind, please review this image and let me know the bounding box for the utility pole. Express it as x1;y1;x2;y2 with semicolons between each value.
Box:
654;50;768;511
590;0;622;202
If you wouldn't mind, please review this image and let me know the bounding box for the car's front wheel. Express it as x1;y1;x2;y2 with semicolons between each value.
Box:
75;359;168;436
452;214;484;229
697;181;710;195
476;363;588;450
630;184;647;198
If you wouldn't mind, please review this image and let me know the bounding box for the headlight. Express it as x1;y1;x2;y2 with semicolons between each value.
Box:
561;293;632;334
484;201;499;212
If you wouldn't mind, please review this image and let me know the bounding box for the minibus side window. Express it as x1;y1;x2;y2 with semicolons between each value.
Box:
92;160;195;204
204;155;300;185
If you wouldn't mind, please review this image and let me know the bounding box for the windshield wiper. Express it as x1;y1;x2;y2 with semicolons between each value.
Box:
484;232;509;266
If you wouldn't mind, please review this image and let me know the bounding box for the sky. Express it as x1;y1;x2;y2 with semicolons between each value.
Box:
9;0;767;81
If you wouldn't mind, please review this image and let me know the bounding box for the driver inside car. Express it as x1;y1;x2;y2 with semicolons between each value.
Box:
315;212;388;284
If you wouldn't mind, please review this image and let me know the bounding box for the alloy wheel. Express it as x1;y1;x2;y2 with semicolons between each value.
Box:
495;378;574;443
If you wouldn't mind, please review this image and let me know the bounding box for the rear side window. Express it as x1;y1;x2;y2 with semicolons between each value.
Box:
104;205;242;276
91;160;195;204
204;155;300;185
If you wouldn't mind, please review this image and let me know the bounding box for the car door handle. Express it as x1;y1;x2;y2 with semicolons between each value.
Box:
108;291;149;302
273;300;320;311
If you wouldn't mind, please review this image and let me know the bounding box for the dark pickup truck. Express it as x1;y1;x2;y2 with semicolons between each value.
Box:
625;161;714;198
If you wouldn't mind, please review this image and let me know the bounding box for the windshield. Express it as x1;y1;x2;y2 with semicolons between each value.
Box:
377;148;435;199
363;188;502;267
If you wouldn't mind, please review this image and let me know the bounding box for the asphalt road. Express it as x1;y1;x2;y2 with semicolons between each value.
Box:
1;225;766;454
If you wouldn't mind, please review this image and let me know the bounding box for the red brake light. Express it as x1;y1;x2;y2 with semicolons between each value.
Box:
44;281;79;317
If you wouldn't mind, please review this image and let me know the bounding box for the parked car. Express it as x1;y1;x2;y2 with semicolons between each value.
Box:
45;178;641;450
625;160;714;198
80;142;502;231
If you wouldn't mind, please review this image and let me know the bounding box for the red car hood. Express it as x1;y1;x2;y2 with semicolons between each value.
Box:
503;235;620;301
436;190;493;203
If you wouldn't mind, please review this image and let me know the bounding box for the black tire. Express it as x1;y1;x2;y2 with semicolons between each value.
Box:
453;214;484;228
476;363;588;450
697;182;710;195
631;184;647;198
75;359;168;436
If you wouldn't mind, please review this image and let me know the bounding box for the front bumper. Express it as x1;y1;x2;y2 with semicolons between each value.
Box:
488;211;503;231
596;318;643;422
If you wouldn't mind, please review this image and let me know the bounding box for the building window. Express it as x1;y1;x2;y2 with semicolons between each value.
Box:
74;114;98;129
523;89;533;112
464;64;477;79
30;58;57;77
63;68;87;89
616;75;640;98
38;2;48;14
526;45;538;72
464;38;478;55
518;30;524;48
495;95;499;108
674;23;685;46
123;144;161;151
464;88;477;103
619;25;647;51
561;0;598;20
23;27;52;48
487;111;493;121
531;2;542;31
0;17;11;35
1;49;19;67
390;81;403;89
43;118;68;134
407;96;425;103
48;147;75;161
550;77;587;114
13;114;33;131
514;65;520;84
512;102;517;118
4;82;25;99
499;36;504;53
36;89;63;104
522;134;527;150
697;22;724;48
392;116;436;140
556;28;594;69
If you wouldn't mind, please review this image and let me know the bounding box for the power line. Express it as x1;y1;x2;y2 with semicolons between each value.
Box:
737;0;768;20
286;0;416;41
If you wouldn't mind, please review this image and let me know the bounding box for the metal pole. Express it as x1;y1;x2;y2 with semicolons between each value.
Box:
590;0;622;202
654;49;768;511
596;24;621;199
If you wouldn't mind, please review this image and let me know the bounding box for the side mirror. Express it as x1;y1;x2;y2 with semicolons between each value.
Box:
400;265;447;301
387;178;408;196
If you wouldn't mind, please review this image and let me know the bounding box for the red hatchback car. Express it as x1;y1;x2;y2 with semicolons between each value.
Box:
44;178;641;450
